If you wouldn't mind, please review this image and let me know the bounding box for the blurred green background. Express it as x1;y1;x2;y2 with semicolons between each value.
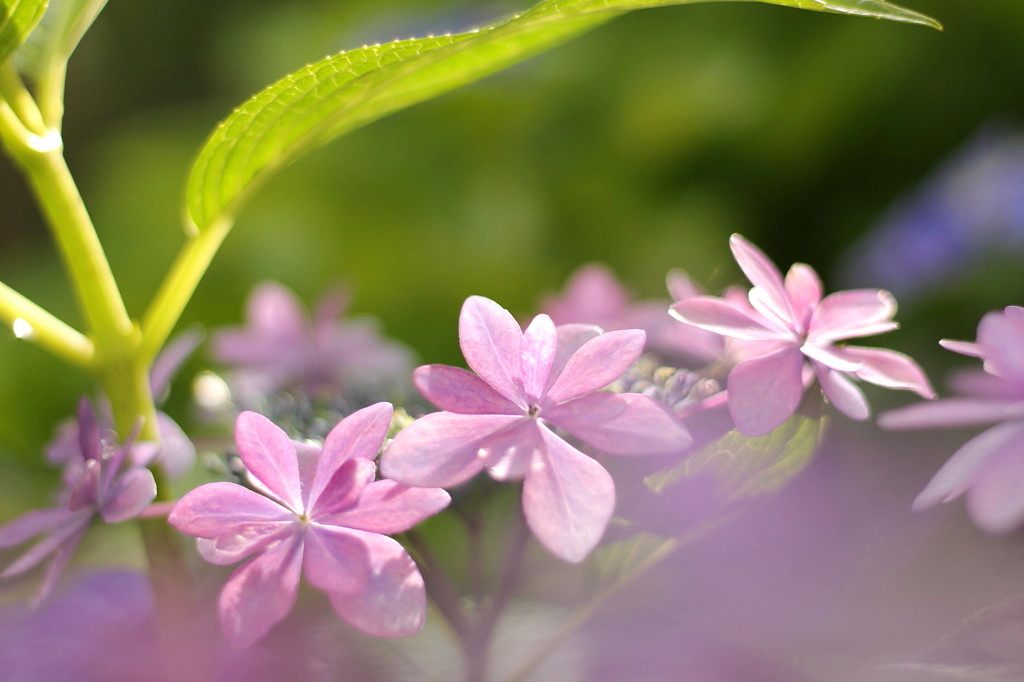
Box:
1;0;1023;507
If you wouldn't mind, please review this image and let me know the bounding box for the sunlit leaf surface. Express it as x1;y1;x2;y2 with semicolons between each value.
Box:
184;0;939;234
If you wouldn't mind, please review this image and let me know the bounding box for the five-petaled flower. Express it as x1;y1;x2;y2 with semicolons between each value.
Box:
671;234;934;436
380;295;692;563
0;399;157;603
169;403;450;647
879;306;1024;533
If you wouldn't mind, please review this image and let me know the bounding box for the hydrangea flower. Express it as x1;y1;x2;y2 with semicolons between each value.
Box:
879;306;1024;533
212;281;413;397
542;263;724;367
48;330;202;480
671;234;934;436
380;296;692;563
0;399;157;603
169;404;450;647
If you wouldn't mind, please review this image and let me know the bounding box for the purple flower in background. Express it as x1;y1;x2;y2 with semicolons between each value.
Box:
47;330;202;480
672;234;934;436
381;296;691;563
169;404;450;647
0;399;156;603
212;281;413;396
839;125;1024;299
541;263;724;367
880;306;1024;533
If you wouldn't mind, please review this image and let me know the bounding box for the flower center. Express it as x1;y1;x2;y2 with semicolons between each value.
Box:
527;404;541;418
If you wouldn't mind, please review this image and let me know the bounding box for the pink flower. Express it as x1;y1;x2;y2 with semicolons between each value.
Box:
542;263;724;367
879;306;1024;533
168;404;449;647
671;234;934;436
0;399;156;603
212;282;413;396
380;296;691;563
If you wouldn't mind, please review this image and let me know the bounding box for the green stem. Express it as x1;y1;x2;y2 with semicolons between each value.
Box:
0;279;94;366
0;93;154;438
140;218;232;365
34;0;111;130
0;63;47;135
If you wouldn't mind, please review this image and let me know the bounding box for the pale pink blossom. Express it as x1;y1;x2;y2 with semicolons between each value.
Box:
542;263;724;367
671;234;934;436
380;296;691;563
212;282;413;396
169;404;449;646
0;400;156;603
879;306;1024;533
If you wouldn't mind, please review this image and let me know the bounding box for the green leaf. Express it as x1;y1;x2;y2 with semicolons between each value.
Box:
184;0;940;234
0;0;49;65
646;390;826;503
14;0;107;79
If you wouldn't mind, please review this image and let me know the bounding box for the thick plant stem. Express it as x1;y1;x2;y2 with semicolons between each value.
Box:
2;73;196;679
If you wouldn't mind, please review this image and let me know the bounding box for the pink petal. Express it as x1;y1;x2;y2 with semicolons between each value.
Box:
808;289;898;343
542;264;630;325
0;511;90;579
670;297;783;341
309;458;376;518
66;459;100;510
842;345;935;398
967;442;1024;534
302;525;371;594
542;324;603;395
325;532;426;637
726;345;806;436
521;427;615;563
33;525;87;605
0;508;75;548
544;392;692;455
324;481;450;535
913;421;1024;511
413;365;523;415
666;269;703;302
196;522;296;566
813;363;870;421
310;403;392;510
729;234;793;326
878;398;1024;430
939;338;984;358
168;482;294;538
247;282;307;342
784;263;823;329
234;412;303;512
150;328;204;400
520;314;558;403
482;420;544;481
152;412;197;479
800;343;863;373
977;306;1024;383
544;330;645;405
100;468;157;523
380;412;522;488
459;296;525;402
219;535;304;647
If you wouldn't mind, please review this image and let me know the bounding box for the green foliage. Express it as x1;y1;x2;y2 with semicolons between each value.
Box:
646;391;826;502
14;0;107;79
0;0;48;65
184;0;939;234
